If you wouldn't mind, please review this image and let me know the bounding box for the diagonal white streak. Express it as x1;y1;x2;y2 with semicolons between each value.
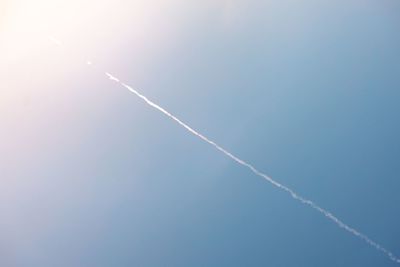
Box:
47;34;398;263
48;36;62;46
104;70;400;263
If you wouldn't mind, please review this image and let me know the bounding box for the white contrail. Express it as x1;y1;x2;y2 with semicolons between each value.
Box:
102;71;400;264
47;34;398;263
48;36;62;46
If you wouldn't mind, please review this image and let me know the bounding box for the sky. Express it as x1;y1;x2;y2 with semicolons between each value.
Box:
1;0;400;266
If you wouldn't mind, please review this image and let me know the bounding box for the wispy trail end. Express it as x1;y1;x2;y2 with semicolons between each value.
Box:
48;36;62;46
100;70;400;264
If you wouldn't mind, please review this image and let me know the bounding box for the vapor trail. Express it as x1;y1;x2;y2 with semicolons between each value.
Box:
48;36;62;46
102;71;400;264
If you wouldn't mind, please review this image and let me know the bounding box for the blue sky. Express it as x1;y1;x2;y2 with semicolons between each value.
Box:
1;0;400;266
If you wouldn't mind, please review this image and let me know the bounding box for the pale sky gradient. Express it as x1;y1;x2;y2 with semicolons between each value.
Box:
1;1;400;266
